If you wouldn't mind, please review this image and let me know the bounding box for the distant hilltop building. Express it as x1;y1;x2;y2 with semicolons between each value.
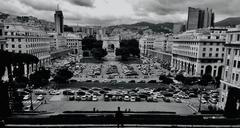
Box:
187;7;214;30
54;5;64;34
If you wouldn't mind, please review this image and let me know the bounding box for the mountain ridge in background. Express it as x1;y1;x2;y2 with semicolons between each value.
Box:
215;17;240;27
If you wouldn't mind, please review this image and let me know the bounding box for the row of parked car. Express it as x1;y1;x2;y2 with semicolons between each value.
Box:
122;65;138;76
106;65;119;75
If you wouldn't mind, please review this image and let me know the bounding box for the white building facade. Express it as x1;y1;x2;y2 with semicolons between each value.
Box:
219;25;240;110
172;28;227;77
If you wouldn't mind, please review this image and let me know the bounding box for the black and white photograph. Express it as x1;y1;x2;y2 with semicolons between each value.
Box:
0;0;240;127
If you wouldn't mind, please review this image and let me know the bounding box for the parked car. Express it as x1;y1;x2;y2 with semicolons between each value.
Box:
23;105;31;111
92;95;98;101
81;95;87;101
104;95;110;101
69;96;75;101
163;97;171;102
37;95;44;101
174;98;182;103
147;97;153;102
130;96;136;102
124;95;130;101
111;95;117;101
23;95;30;100
153;96;158;102
209;98;218;104
76;96;81;101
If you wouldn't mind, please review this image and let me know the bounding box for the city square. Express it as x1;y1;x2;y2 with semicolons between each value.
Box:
1;0;240;127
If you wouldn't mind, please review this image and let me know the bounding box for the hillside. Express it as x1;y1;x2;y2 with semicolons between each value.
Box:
215;17;240;27
108;21;174;34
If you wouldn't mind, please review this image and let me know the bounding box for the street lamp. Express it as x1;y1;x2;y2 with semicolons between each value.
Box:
26;84;34;111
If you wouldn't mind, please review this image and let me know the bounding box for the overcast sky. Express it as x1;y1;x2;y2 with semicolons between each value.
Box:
0;0;239;26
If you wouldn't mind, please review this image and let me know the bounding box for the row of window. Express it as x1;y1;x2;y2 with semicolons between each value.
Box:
229;34;240;42
231;73;239;82
7;38;50;43
203;47;224;52
4;30;47;37
202;53;224;58
26;43;49;48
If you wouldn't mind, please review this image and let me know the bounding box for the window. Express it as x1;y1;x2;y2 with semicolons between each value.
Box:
215;53;218;57
225;71;228;78
222;48;225;51
203;48;206;51
210;43;213;45
238;61;240;68
230;34;233;41
209;53;212;57
19;50;21;53
237;74;239;81
18;44;21;48
201;70;204;75
6;44;8;48
6;26;9;29
202;53;205;57
12;44;15;48
234;60;237;67
238;34;240;41
228;49;231;55
222;53;224;57
11;38;14;42
216;48;219;51
227;59;230;66
232;73;235;81
235;49;238;55
18;38;21;42
223;84;226;90
210;48;212;51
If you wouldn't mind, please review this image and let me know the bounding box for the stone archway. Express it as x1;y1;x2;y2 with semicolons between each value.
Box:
102;36;120;57
205;65;212;75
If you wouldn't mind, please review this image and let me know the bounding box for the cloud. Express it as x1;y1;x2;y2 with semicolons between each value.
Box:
67;0;95;7
19;0;57;11
0;0;239;25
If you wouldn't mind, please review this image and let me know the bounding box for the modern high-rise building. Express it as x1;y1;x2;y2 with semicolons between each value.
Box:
187;7;214;30
54;6;64;34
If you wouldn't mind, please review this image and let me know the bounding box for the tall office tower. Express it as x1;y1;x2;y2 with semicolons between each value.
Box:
203;8;215;28
187;7;214;30
54;5;64;34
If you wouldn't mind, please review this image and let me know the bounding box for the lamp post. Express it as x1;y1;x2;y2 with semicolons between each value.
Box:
198;86;204;112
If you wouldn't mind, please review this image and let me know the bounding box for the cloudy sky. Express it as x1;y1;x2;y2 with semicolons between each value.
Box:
0;0;240;26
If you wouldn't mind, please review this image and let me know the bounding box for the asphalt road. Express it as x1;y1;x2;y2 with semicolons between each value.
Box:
35;93;195;115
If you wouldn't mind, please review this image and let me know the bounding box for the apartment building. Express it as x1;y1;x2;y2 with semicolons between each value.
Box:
172;28;227;77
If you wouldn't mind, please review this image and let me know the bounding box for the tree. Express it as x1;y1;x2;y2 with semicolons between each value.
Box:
30;67;50;88
116;48;130;60
200;74;214;86
175;74;185;82
159;75;173;84
91;48;107;60
53;68;73;84
116;39;140;60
